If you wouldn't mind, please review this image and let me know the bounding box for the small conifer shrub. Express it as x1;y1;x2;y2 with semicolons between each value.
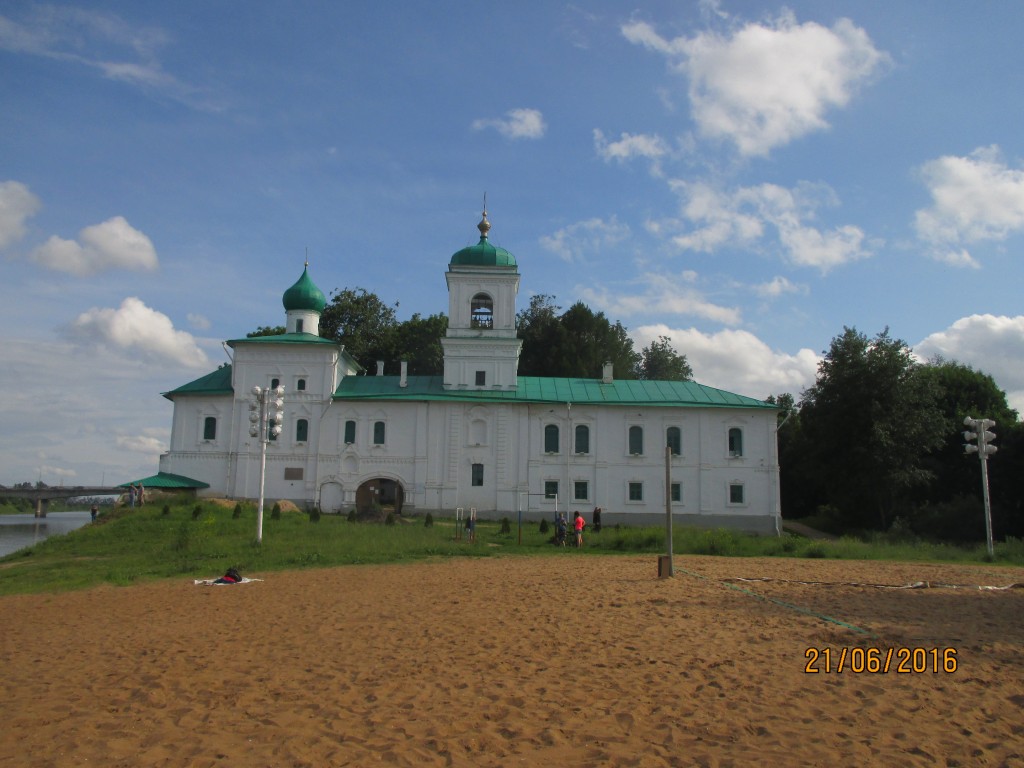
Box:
271;502;281;521
500;517;511;534
232;503;242;519
192;504;202;520
385;512;396;526
347;508;357;523
424;513;434;527
539;518;549;534
309;506;321;523
162;504;170;517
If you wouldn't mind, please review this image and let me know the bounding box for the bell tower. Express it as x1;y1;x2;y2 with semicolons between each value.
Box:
441;207;522;390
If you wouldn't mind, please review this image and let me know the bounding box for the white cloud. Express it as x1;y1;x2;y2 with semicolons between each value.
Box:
633;323;820;399
31;216;158;276
188;313;211;330
471;108;547;140
539;216;630;262
593;129;670;174
662;180;871;272
623;12;888;157
916;314;1024;414
0;6;221;111
0;180;41;249
754;276;807;298
914;146;1024;267
579;271;742;326
115;434;167;455
66;297;209;369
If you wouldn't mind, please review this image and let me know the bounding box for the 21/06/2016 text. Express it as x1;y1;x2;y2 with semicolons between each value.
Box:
804;647;958;674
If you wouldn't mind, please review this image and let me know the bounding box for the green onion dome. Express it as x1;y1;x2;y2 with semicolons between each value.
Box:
282;265;326;312
449;210;517;267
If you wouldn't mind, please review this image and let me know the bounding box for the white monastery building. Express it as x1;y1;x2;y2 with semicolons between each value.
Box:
158;212;782;533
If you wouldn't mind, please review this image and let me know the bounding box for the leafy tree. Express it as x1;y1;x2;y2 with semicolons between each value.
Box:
517;297;639;379
319;287;398;372
391;313;447;375
247;325;286;338
798;327;945;530
637;335;692;381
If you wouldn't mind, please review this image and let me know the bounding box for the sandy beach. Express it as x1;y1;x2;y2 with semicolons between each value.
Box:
1;555;1022;767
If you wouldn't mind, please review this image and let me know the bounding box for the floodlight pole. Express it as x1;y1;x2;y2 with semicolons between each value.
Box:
664;445;674;577
250;385;285;544
963;416;997;558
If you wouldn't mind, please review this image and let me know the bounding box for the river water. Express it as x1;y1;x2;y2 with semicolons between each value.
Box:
0;511;92;559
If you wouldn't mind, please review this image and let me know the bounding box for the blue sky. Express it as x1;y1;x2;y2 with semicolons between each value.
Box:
2;1;1023;487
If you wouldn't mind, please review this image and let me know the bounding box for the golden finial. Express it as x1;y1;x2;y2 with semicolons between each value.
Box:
478;193;490;240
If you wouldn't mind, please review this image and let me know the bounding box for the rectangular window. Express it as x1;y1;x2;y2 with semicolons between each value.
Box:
296;319;304;333
628;426;643;455
475;370;486;386
471;463;484;486
575;425;590;454
671;482;682;503
544;480;559;500
344;420;356;444
203;416;217;441
295;419;309;442
628;482;643;501
284;467;303;480
574;481;588;501
373;421;386;445
729;483;745;504
728;428;744;458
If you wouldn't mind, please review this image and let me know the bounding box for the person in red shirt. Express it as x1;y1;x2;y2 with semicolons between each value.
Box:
573;511;586;548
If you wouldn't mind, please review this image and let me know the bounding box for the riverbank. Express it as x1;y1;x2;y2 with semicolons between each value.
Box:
1;555;1021;766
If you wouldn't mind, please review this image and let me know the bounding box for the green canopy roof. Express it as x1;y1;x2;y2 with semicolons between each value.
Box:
163;364;233;400
119;472;210;489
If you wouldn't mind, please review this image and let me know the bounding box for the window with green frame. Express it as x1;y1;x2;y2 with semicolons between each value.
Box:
344;420;356;444
373;421;386;445
628;425;643;455
296;419;309;442
574;481;588;501
666;426;681;456
544;424;559;453
671;482;682;502
574;424;590;454
544;480;559;500
628;481;643;501
203;416;216;441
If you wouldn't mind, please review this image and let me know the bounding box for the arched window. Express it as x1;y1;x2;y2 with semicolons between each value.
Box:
203;417;217;441
271;378;280;389
373;421;386;445
297;379;306;391
728;427;743;457
666;426;681;456
544;424;559;453
344;420;356;444
575;424;590;454
296;319;304;333
628;426;644;455
296;419;309;442
470;293;494;329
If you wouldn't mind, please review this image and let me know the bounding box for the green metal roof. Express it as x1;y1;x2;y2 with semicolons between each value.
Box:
333;375;775;409
282;266;326;312
226;332;341;348
450;237;517;268
163;364;234;400
118;472;210;489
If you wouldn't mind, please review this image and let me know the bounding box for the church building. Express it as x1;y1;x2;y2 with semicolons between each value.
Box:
159;212;782;533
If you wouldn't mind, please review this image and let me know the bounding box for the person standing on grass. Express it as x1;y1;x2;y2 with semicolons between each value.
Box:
573;511;586;548
467;508;477;543
90;505;98;522
137;483;145;506
128;484;136;508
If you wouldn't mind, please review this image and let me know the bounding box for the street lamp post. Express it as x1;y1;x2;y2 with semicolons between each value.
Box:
963;416;997;558
250;385;285;544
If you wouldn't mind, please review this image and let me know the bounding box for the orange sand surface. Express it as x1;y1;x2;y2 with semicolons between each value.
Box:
2;555;1023;767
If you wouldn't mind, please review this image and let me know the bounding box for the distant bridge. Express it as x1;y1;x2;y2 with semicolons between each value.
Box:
0;486;125;517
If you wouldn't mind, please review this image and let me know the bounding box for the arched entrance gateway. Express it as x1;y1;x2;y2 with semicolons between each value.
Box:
355;478;404;518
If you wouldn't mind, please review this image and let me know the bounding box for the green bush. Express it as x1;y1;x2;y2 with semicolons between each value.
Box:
539;518;549;534
347;508;357;523
271;502;281;521
192;505;203;520
500;517;511;534
424;513;434;528
232;503;242;519
385;512;396;526
162;504;170;517
309;507;321;523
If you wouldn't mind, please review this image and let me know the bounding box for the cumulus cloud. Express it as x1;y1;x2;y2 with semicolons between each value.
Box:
622;12;888;157
579;271;742;326
115;434;167;455
662;180;870;272
914;146;1024;267
471;108;547;140
188;313;211;330
0;180;41;249
916;314;1024;413
31;216;158;276
539;216;630;262
633;323;820;399
66;297;209;369
593;129;671;174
